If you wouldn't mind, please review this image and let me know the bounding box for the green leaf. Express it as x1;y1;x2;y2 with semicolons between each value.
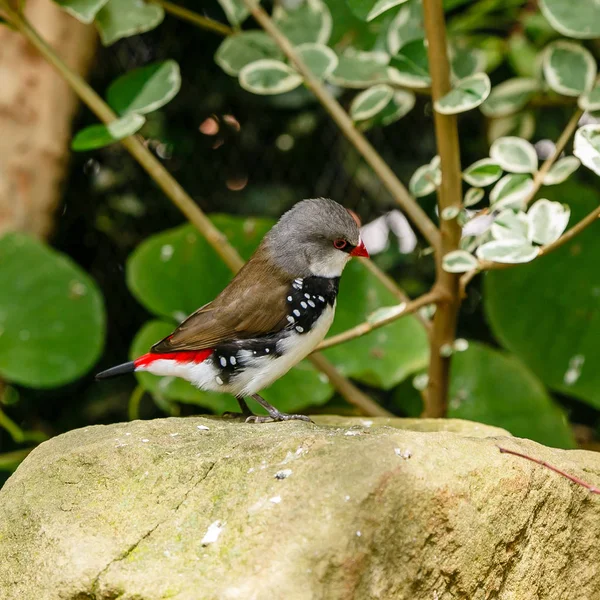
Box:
462;158;503;187
357;89;416;130
464;187;484;207
350;84;394;121
489;174;534;210
485;182;600;409
131;320;333;414
435;73;491;115
539;0;600;39
239;60;303;95
54;0;108;23
490;136;538;174
507;34;541;79
273;0;332;46
409;158;441;197
0;233;105;388
449;342;574;448
527;199;570;245
215;32;284;77
490;209;530;242
386;0;423;55
578;83;600;111
450;46;486;80
487;111;536;144
543;156;580;185
388;38;430;87
542;40;596;97
347;0;409;22
476;239;539;264
295;43;338;80
106;60;180;116
95;0;164;46
442;250;478;273
217;0;250;26
328;49;390;88
574;124;600;176
480;78;539;118
71;113;145;151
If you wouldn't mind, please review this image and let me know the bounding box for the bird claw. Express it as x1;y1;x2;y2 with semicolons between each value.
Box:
245;412;313;424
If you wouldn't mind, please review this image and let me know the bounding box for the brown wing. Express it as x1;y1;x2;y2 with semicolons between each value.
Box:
151;246;291;353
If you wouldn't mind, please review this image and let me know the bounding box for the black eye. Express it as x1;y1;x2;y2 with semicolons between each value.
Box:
333;239;347;250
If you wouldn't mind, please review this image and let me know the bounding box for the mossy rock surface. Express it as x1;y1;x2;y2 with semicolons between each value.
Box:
1;416;599;600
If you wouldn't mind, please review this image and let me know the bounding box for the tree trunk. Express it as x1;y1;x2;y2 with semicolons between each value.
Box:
0;0;97;239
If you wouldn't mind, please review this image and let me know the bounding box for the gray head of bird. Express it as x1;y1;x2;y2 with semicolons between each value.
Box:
264;198;369;279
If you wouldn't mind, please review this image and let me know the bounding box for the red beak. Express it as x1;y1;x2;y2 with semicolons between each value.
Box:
350;238;369;258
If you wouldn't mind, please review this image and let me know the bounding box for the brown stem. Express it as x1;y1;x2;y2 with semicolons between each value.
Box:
7;6;388;417
241;0;441;251
315;290;440;351
422;0;463;418
150;0;233;36
498;447;600;494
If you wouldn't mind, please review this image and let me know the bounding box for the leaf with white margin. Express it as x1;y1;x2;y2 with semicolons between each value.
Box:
295;43;338;80
350;85;394;121
387;66;430;89
574;124;600;176
480;78;539;118
539;0;600;39
450;46;487;80
389;39;430;86
578;84;600;111
328;50;390;88
239;60;303;95
490;174;534;210
71;113;146;151
273;0;332;46
54;0;108;23
386;0;423;55
347;0;410;22
95;0;164;46
490;136;538;174
527;199;570;245
464;187;485;207
543;156;581;185
217;0;250;26
491;209;530;242
488;111;535;144
476;239;539;264
435;73;491;115
215;32;284;77
542;40;596;97
462;212;495;238
379;90;416;125
442;250;479;273
463;158;503;187
409;157;441;198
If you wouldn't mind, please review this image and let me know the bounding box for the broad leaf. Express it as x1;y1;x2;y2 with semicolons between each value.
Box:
542;40;596;97
0;233;105;388
578;84;600;111
442;250;478;273
389;38;430;87
462;158;502;187
463;187;484;207
71;113;145;151
476;239;539;264
488;112;536;144
386;0;423;55
106;60;180;116
543;156;580;185
95;0;164;46
449;342;574;448
450;46;486;80
574;124;600;176
54;0;108;23
480;78;539;118
239;60;303;95
527;199;570;245
215;32;284;77
358;89;416;130
347;0;410;22
295;43;338;79
490;209;530;242
350;84;394;121
489;174;534;210
485;183;600;408
328;50;390;88
409;158;441;197
217;0;251;26
273;0;332;46
490;136;538;174
539;0;600;39
435;73;491;115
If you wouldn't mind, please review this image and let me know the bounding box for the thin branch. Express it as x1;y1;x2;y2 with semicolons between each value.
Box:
150;0;233;36
315;290;440;352
422;0;463;418
241;0;441;251
498;447;600;494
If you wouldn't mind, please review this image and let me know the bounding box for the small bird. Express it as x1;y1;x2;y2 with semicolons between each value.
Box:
96;198;369;422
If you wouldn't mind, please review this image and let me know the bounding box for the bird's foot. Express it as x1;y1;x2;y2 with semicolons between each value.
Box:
244;394;313;424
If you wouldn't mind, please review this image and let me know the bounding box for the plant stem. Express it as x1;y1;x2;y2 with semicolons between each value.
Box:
151;0;233;36
421;0;463;418
316;290;440;351
242;0;441;251
8;6;382;416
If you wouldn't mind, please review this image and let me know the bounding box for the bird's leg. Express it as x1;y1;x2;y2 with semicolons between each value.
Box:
222;396;256;419
245;394;313;424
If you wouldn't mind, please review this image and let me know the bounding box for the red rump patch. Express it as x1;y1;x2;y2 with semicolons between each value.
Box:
134;349;213;368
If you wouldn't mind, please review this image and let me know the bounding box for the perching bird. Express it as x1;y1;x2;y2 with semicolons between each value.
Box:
96;198;369;422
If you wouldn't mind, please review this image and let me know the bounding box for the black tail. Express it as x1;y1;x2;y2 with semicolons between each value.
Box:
95;361;136;380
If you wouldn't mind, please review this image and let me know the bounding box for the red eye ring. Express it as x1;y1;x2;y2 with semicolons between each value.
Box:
333;239;347;250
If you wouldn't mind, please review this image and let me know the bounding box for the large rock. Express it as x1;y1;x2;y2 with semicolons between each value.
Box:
1;416;599;600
